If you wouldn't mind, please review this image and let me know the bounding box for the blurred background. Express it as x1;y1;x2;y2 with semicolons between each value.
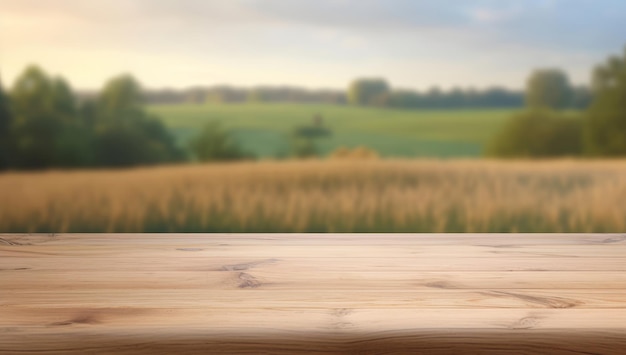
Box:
1;0;626;233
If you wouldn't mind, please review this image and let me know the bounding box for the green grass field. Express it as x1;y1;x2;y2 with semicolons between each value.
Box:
148;103;518;158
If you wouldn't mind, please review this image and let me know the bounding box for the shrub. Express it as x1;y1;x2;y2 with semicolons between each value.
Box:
486;110;583;158
584;48;626;156
189;121;254;162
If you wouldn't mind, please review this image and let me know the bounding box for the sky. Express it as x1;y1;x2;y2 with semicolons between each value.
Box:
0;0;624;91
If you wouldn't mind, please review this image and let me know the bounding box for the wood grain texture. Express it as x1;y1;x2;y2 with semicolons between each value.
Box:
1;233;626;354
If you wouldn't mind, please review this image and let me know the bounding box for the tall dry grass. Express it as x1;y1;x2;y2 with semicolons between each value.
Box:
1;159;626;233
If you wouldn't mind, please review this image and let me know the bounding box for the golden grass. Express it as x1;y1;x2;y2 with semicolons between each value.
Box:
330;146;380;160
1;159;626;233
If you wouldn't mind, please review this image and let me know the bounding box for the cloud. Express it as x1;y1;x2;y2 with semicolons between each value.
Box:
470;6;523;24
0;0;624;89
2;0;624;50
463;0;625;51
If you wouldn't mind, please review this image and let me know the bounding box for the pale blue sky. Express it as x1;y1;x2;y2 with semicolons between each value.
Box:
0;0;624;90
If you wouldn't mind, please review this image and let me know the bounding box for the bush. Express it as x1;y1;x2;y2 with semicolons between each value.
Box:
189;121;254;162
486;110;583;158
54;125;96;167
293;125;332;139
525;69;572;110
584;48;626;156
289;122;332;159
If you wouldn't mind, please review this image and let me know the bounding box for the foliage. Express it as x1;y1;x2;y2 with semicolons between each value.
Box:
89;74;185;167
53;124;95;167
9;66;67;169
94;118;185;167
290;117;332;158
486;110;583;158
348;78;391;106
10;65;56;117
293;125;332;139
78;99;98;129
525;69;572;110
51;77;77;118
189;121;253;162
142;82;532;109
290;138;319;158
142;82;534;110
205;86;248;104
571;86;593;110
119;76;595;111
98;74;144;116
0;77;13;169
584;47;626;156
4;65;184;170
144;86;347;105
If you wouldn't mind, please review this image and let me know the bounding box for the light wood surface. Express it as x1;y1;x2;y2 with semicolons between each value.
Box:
1;233;626;354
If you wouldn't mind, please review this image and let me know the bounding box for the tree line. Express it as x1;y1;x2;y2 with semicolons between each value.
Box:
348;74;592;110
128;86;349;105
0;66;188;170
1;46;624;170
0;66;313;170
487;48;626;158
125;80;592;110
141;84;532;109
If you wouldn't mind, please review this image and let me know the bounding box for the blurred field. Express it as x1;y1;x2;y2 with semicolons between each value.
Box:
2;159;626;233
149;104;515;158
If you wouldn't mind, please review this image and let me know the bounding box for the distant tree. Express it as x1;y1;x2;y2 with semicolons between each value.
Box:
424;87;444;108
5;66;185;169
140;115;186;162
48;77;95;167
143;89;185;105
585;48;626;156
525;69;572;110
0;76;13;169
93;124;156;167
78;99;98;129
51;77;77;119
486;110;583;158
463;88;480;108
97;74;144;119
348;78;390;106
384;86;524;110
92;116;183;167
571;86;593;110
388;90;420;109
481;87;523;108
93;74;184;166
316;90;347;105
189;121;253;162
447;87;466;109
10;65;65;169
290;116;332;158
53;124;95;168
206;86;247;104
140;85;347;105
247;87;267;103
10;65;56;116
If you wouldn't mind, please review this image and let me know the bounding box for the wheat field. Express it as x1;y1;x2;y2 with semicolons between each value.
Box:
1;159;626;233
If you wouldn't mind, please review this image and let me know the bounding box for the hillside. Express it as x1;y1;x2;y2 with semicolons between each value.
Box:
148;104;517;158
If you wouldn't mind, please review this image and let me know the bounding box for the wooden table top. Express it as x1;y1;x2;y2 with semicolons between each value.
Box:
1;233;626;354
